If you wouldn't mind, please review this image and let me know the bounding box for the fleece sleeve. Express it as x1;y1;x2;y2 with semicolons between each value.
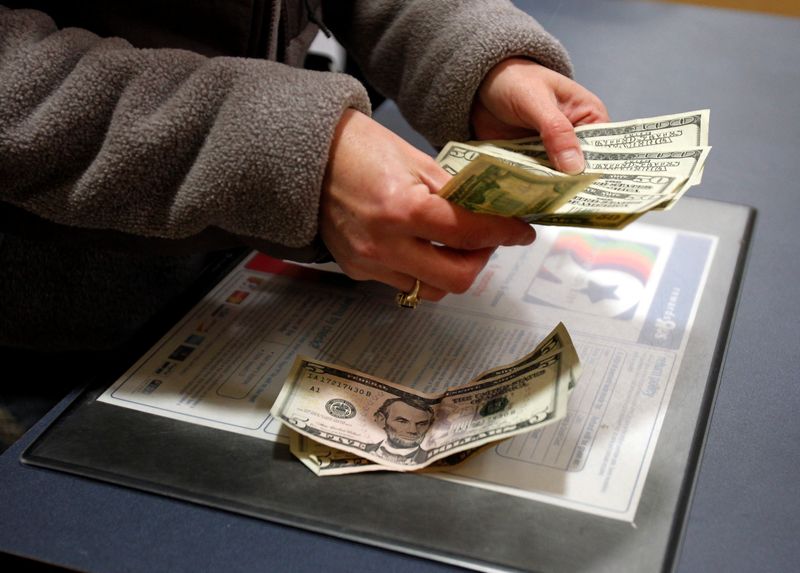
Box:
0;5;371;249
323;0;573;147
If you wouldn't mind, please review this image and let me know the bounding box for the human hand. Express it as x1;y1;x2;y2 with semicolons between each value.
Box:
320;109;536;301
471;58;609;174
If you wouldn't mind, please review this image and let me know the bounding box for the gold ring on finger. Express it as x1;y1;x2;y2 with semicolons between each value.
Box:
396;279;421;309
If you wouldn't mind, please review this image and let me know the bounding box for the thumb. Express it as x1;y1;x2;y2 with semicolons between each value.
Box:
533;106;585;175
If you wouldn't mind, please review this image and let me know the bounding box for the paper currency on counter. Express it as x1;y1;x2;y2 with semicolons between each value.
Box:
289;430;483;476
437;109;711;229
288;325;580;476
271;322;580;473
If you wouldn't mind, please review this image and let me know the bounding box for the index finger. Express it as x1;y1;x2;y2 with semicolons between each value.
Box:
406;190;536;250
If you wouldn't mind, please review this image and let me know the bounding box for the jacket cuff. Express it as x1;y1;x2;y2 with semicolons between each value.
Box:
395;4;573;145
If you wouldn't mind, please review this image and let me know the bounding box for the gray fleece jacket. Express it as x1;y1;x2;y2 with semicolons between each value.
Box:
0;0;572;350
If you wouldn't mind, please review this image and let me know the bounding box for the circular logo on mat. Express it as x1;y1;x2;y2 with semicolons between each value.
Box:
326;398;357;419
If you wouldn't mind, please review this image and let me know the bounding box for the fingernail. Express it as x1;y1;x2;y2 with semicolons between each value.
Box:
557;149;584;175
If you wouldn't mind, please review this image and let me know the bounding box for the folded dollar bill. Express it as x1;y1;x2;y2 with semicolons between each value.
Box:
288;430;484;476
271;322;580;473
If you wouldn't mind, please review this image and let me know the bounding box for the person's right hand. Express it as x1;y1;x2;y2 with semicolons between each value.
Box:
319;109;536;302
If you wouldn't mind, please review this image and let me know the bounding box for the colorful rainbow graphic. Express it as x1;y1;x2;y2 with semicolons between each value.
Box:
528;231;660;319
545;233;658;284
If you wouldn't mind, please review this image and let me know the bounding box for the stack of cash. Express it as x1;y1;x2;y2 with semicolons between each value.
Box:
271;323;580;476
436;110;710;230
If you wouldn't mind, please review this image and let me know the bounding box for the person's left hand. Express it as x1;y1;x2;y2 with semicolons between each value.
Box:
471;58;609;174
